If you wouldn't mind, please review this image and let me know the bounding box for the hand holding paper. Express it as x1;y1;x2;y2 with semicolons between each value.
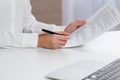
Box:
64;2;120;48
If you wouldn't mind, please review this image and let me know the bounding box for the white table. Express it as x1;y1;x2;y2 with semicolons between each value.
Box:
0;31;120;80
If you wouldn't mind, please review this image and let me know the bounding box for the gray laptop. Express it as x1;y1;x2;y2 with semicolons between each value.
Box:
45;59;120;80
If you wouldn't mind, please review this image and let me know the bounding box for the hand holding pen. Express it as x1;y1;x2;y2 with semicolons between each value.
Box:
37;29;70;49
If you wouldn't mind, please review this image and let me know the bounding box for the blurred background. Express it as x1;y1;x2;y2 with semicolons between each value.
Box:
31;0;62;25
30;0;109;26
31;0;120;30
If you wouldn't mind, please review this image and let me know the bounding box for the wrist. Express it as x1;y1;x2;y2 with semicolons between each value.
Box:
37;34;43;48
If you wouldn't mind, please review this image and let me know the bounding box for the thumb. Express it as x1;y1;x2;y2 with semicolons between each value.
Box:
76;20;86;26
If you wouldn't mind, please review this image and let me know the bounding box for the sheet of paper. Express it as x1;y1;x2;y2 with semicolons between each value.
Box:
64;3;120;48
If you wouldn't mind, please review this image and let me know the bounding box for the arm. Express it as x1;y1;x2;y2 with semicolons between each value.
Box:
23;0;86;49
22;0;69;49
0;30;38;48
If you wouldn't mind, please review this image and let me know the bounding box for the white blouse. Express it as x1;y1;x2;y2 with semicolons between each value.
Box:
0;0;65;48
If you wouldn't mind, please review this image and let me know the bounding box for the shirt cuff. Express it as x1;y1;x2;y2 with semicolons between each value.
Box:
22;33;38;48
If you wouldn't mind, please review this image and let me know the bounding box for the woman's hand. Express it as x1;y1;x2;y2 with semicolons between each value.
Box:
65;20;86;33
37;31;70;49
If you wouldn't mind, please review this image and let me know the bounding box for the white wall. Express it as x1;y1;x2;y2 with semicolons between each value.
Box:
62;0;105;25
62;0;74;25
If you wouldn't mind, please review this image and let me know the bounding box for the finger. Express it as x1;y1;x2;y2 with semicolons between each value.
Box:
82;20;86;25
58;40;66;45
57;45;63;49
53;44;63;49
58;31;70;36
76;20;86;26
58;35;70;41
57;44;65;49
76;20;86;24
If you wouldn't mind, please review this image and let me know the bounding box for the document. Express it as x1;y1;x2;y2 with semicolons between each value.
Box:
64;3;120;48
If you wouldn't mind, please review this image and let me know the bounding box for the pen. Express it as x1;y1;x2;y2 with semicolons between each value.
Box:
42;29;62;35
